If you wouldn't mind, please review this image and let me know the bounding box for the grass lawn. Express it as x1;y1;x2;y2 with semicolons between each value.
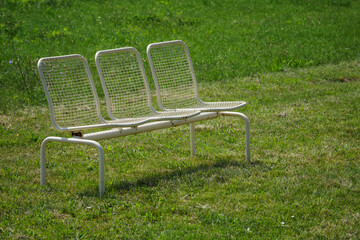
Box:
1;0;360;239
1;60;359;239
1;0;360;110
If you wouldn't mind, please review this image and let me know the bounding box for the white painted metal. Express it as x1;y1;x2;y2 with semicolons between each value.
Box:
39;112;219;196
95;47;200;123
37;54;106;131
146;40;247;112
82;112;219;141
81;111;250;161
37;53;199;195
38;49;251;196
147;40;251;162
190;123;195;157
37;54;164;130
220;112;251;162
40;137;105;195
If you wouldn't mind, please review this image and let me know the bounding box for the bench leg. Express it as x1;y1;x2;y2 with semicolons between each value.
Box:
190;123;195;157
40;136;105;196
221;112;251;162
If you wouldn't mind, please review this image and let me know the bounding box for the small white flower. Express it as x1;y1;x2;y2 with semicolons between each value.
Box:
281;222;285;225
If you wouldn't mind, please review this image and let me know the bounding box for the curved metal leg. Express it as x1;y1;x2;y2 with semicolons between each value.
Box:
220;112;251;162
40;137;105;196
190;123;195;157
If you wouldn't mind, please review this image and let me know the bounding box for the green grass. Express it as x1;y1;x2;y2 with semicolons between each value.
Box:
1;0;360;112
1;60;359;239
1;0;360;239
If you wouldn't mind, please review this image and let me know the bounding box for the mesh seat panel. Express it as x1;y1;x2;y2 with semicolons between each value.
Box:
106;117;150;125
147;42;199;109
186;101;246;112
38;55;104;130
95;48;154;120
147;109;201;120
95;47;200;121
147;40;246;112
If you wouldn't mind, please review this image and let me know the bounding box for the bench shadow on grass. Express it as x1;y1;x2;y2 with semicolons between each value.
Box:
79;157;266;197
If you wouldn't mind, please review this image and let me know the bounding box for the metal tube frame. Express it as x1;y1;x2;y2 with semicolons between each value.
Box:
220;112;251;162
40;112;250;196
190;123;195;157
41;137;105;195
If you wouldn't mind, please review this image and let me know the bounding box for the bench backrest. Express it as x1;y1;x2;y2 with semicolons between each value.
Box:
147;40;200;110
95;47;155;119
37;54;104;131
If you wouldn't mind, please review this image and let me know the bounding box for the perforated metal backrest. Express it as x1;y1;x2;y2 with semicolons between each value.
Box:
147;40;200;110
95;48;155;119
37;54;104;131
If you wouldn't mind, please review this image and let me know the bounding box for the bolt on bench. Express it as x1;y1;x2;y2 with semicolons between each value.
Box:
38;43;250;196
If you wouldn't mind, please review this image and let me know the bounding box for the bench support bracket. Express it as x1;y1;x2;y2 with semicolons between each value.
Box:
220;112;251;162
40;137;105;196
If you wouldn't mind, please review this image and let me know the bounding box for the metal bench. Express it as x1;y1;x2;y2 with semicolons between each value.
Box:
94;47;199;123
38;44;251;196
38;54;200;196
147;40;250;161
